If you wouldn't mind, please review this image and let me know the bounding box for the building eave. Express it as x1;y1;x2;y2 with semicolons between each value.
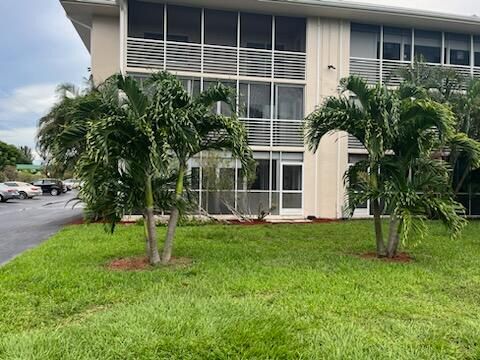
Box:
60;0;120;52
263;0;480;27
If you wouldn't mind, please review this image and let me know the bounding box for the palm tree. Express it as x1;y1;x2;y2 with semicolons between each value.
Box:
37;82;96;172
148;73;254;264
398;62;480;195
18;146;33;164
42;72;252;265
69;75;174;264
306;76;399;256
306;76;471;258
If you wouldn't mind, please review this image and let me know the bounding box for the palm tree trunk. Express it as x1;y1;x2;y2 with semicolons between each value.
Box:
145;176;160;265
162;164;185;265
143;214;152;260
372;199;386;257
386;215;401;258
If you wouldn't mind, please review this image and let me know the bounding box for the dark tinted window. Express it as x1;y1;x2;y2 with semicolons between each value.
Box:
205;9;237;47
275;16;306;52
250;160;270;190
276;85;304;120
239;82;271;119
383;27;411;61
445;33;470;66
167;5;201;43
241;13;272;50
414;30;441;63
190;167;200;190
128;0;164;40
475;36;480;67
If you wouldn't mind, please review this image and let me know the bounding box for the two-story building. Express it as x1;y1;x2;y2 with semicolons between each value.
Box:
61;0;480;219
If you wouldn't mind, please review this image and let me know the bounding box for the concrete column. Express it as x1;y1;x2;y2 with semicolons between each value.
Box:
304;17;350;219
91;15;120;85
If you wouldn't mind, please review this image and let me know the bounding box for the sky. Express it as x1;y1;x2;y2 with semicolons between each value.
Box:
0;0;479;160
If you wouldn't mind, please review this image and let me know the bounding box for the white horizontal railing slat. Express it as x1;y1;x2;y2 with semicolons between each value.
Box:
240;118;304;147
349;58;381;84
127;37;306;80
127;38;165;70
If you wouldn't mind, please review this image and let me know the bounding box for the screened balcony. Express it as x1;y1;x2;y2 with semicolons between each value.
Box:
126;1;307;81
350;23;480;87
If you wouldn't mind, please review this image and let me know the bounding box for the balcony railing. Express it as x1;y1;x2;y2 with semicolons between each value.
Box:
350;57;479;89
241;118;304;147
348;134;365;151
127;37;306;81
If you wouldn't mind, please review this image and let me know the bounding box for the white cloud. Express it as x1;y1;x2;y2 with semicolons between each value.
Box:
0;127;40;160
0;84;57;118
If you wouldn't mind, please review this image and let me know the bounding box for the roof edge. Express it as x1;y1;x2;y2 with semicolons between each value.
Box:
262;0;480;25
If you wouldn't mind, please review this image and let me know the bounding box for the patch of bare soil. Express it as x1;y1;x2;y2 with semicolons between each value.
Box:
359;252;413;263
106;256;193;271
107;256;151;271
68;218;137;226
227;220;270;226
227;218;339;226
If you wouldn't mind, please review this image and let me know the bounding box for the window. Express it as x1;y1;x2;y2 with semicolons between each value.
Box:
383;27;411;61
128;0;164;40
414;30;441;63
167;5;201;43
190;167;200;190
240;13;272;50
204;80;236;116
445;33;470;66
239;82;271;119
179;78;200;96
218;168;236;190
250;160;270;190
350;23;380;59
205;9;237;47
475;36;480;67
276;85;304;120
275;16;306;52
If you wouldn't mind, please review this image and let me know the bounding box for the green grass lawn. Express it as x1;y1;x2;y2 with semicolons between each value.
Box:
1;221;480;359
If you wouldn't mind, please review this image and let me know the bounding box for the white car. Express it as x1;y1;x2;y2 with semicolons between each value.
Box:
3;181;43;200
0;183;20;202
63;179;82;190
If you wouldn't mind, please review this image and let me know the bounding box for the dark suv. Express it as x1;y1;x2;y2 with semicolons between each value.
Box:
32;179;65;196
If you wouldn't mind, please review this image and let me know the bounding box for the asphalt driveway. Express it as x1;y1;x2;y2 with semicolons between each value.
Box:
0;191;83;265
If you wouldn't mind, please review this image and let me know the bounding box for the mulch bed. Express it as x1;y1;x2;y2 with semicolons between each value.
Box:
227;218;339;226
68;218;137;226
106;256;192;271
359;252;413;263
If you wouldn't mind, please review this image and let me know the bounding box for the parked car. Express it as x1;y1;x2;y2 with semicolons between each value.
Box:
0;183;20;202
31;179;65;196
63;179;82;190
2;182;42;200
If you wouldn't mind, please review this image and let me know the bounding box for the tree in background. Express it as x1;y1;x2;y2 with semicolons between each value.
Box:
0;141;30;170
18;146;34;164
37;82;94;174
306;76;473;258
